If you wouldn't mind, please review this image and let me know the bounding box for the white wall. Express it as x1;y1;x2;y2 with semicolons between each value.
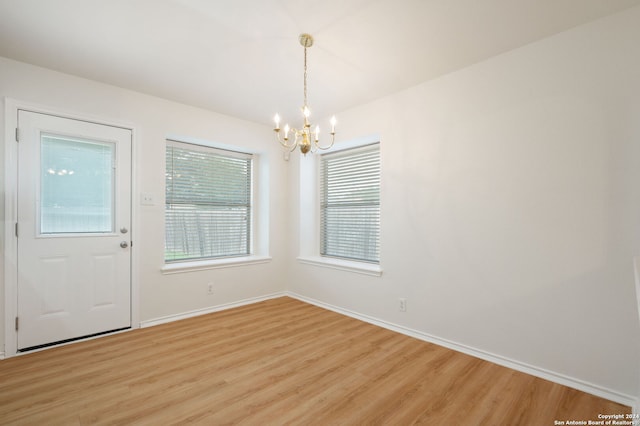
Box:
289;6;640;401
0;56;290;350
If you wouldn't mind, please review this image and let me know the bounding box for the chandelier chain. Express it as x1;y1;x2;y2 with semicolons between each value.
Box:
303;46;308;107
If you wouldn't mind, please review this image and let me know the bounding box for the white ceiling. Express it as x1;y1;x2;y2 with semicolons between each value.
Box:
1;0;639;126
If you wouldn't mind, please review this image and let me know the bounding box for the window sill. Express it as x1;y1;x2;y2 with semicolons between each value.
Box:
297;256;382;277
162;255;272;274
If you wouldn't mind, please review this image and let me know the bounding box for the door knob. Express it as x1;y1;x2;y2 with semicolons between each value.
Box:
120;241;129;248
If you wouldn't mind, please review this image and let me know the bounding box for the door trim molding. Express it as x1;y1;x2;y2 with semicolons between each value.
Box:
3;98;140;357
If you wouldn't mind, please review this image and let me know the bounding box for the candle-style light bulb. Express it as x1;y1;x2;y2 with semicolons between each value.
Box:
284;124;290;139
274;113;280;130
330;116;336;133
315;125;319;141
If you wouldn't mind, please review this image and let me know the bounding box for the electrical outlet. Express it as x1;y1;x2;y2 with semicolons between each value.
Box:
399;298;407;312
207;283;214;295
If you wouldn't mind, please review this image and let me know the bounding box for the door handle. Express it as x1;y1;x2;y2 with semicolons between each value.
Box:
120;241;129;248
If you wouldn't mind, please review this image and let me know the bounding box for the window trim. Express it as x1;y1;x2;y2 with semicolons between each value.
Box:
161;255;272;274
297;255;382;277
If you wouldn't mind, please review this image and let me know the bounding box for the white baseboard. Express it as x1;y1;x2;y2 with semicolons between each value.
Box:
286;291;637;408
0;351;4;360
140;292;287;328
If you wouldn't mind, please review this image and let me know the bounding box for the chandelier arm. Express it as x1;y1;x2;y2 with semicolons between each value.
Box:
314;132;336;151
287;142;298;153
275;129;299;150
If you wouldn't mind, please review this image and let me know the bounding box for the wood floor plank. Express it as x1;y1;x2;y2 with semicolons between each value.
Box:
0;297;630;425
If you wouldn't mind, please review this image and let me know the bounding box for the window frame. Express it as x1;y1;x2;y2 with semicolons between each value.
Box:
162;139;270;273
320;142;380;264
296;135;382;277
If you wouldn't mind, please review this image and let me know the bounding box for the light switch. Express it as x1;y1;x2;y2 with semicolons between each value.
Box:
141;192;155;206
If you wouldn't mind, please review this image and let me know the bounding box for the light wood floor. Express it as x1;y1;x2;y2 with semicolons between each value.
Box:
0;297;629;425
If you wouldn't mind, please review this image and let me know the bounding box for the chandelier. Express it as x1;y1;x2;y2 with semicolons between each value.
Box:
273;33;336;155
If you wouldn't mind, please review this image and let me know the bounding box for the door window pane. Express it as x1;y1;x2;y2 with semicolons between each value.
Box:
41;135;115;234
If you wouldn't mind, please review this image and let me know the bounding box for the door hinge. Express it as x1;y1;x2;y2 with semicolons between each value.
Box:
15;317;19;331
15;127;19;142
15;222;18;238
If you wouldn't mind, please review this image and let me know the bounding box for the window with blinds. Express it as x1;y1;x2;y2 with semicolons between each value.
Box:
165;140;252;262
320;143;380;264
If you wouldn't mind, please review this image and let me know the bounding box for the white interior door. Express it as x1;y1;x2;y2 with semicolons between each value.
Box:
17;110;132;351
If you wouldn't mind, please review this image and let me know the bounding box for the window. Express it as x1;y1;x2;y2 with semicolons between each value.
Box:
320;143;380;264
165;140;252;263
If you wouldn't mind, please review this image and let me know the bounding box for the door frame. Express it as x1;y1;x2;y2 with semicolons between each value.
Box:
3;98;140;358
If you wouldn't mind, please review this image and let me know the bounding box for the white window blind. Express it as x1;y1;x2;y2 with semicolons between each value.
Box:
320;143;380;263
165;140;252;262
